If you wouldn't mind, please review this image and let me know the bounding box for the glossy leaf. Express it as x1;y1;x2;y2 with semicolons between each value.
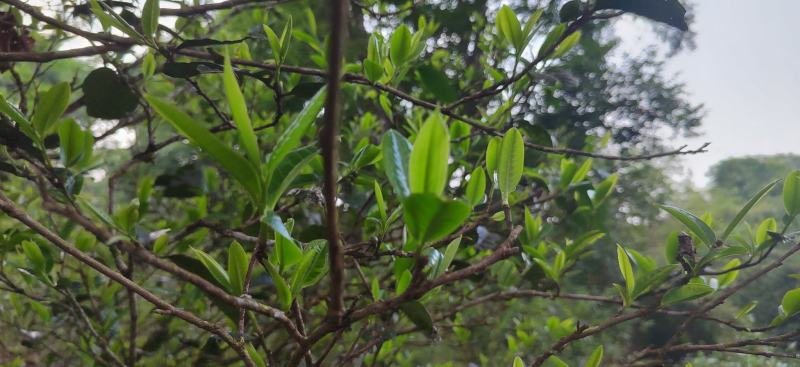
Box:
409;113;450;195
584;345;604;367
497;128;524;204
659;204;717;247
141;0;160;41
399;300;434;333
496;5;523;51
227;241;248;296
404;193;470;245
390;24;413;66
485;136;501;184
189;247;231;292
616;245;635;298
784;171;800;217
465;167;487;207
32;82;70;135
381;129;413;198
661;282;714;307
145;94;262;204
396;269;412;295
552;30;581;58
721;179;778;241
223;53;260;165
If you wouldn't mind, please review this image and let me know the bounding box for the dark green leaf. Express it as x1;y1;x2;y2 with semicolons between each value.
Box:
659;204;717;247
403;193;470;245
399;300;434;333
416;65;458;103
661;282;714;307
83;68;138;119
595;0;688;31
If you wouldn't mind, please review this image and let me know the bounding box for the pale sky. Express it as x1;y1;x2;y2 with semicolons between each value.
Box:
618;1;800;187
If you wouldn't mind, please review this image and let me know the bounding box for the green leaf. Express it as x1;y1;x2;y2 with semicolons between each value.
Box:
659;204;717;247
374;180;388;222
223;53;260;165
142;52;156;79
721;179;778;241
58;119;93;167
465;167;486;207
546;355;568;367
661;282;714;307
633;264;678;299
381;129;413;198
29;300;51;323
263;24;282;62
431;236;461;278
22;240;47;274
570;159;592;185
290;239;328;292
735;301;758;319
245;343;267;367
396;269;412;295
83;67;139;119
485;136;501;184
552;31;581;58
781;288;800;317
145;94;262;204
616;245;635;298
399;300;434;333
137;176;154;217
513;356;524;367
416;65;458;103
592;173;618;207
141;0;160;41
409;113;450;195
264;145;318;209
189;247;231;292
538;24;566;59
261;210;296;247
497;128;524;204
717;258;741;288
32;82;70;135
371;277;381;300
0;93;36;140
496;5;523;51
390;24;413;66
522;210;542;246
664;231;679;264
275;219;303;270
584;345;604;367
784;171;800;217
264;87;326;192
264;260;292;310
755;218;777;247
404;193;471;245
227;241;248;296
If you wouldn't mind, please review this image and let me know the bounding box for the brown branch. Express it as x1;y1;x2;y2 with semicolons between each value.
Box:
160;0;289;17
0;44;129;62
321;0;348;322
0;192;256;367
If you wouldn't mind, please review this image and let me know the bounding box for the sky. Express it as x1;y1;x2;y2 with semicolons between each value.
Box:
617;0;800;187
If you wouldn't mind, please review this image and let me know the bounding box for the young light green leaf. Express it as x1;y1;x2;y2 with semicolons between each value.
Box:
263;24;282;62
584;345;604;367
659;204;717;247
396;269;412;295
735;301;758;319
538;24;566;58
404;193;471;245
616;244;635;298
227;241;248;296
661;282;714;307
409;113;450;195
432;236;461;278
142;52;156;80
275;220;303;270
755;217;777;247
720;179;778;241
371;277;382;300
189;247;231;292
137;176;154;217
485;136;501;184
592;173;618;207
570;158;592;185
781;288;800;317
390;24;413;66
552;30;581;58
381;129;413;198
497;128;524;204
145;95;263;204
290;239;328;292
513;356;524;367
22;241;47;274
264;259;292;310
465;167;487;207
374;180;388;221
784;171;800;217
223;53;260;165
496;5;523;51
32;82;70;135
264;87;326;190
717;258;741;288
141;0;160;41
664;231;679;264
58;119;92;167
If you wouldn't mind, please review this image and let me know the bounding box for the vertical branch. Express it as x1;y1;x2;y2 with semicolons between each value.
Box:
321;0;349;321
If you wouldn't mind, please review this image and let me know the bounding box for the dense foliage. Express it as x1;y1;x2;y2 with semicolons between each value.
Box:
1;0;799;366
